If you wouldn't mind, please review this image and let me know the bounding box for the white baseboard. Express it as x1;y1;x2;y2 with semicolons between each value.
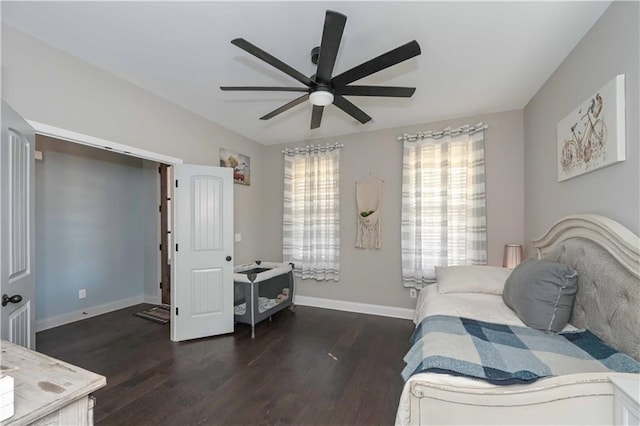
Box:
36;294;411;332
36;295;145;332
143;294;161;305
293;295;414;320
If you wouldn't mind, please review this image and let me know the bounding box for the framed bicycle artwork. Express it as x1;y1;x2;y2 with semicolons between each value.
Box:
557;74;625;182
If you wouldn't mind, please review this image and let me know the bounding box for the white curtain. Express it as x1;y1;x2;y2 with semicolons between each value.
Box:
401;127;487;287
283;143;341;281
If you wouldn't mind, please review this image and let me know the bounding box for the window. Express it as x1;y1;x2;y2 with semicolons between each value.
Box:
283;143;341;281
401;127;487;287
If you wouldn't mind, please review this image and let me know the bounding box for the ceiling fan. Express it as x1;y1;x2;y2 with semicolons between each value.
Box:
220;10;421;129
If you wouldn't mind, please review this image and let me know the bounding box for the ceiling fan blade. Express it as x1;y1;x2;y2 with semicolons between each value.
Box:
331;40;421;87
220;86;309;92
333;95;372;124
231;38;313;87
260;94;309;120
310;105;324;129
338;85;416;97
316;10;347;84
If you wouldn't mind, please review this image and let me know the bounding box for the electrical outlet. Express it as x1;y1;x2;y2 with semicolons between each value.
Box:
79;289;86;299
409;288;417;299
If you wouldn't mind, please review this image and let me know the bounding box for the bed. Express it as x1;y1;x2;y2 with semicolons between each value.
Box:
396;214;640;425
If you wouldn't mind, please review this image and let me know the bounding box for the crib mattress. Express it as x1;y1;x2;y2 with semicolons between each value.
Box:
234;262;292;283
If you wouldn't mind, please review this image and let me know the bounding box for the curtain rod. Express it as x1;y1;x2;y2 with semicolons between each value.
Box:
282;142;344;155
398;122;488;142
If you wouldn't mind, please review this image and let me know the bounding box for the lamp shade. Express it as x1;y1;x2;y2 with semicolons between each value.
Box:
503;244;524;268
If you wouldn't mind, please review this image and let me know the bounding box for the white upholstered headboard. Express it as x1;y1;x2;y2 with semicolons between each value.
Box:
533;214;640;361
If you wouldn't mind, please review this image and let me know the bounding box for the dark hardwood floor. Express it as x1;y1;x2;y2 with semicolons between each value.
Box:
36;304;414;426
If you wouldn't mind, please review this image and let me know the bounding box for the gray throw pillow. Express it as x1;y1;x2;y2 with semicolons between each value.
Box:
502;259;578;333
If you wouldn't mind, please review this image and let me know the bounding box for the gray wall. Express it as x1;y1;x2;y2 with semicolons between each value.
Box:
524;1;639;246
262;110;524;309
2;25;266;264
35;136;155;320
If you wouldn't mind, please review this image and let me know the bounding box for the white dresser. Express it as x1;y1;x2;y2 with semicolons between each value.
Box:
0;340;106;425
611;376;640;426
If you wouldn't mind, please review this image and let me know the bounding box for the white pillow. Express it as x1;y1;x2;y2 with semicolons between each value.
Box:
435;265;513;295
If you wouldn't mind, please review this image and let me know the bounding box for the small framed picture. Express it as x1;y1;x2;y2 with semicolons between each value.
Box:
220;148;250;186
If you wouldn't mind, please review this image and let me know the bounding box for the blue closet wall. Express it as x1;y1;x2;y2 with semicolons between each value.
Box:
35;136;152;322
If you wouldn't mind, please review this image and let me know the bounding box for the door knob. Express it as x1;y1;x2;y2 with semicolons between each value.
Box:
226;256;232;262
2;294;22;307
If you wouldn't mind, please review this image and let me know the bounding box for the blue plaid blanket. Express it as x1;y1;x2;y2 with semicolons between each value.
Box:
402;315;640;385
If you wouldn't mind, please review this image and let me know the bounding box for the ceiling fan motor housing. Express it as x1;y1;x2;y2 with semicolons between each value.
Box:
311;46;320;65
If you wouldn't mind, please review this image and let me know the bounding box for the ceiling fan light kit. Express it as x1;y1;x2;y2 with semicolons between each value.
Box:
309;90;334;106
221;10;421;129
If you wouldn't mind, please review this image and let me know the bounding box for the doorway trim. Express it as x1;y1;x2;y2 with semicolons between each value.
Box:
159;164;171;305
27;120;183;165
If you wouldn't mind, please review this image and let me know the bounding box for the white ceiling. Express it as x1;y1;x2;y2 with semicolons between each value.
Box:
2;1;610;146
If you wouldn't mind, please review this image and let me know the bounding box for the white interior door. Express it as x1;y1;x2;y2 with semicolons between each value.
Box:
171;164;234;342
1;101;36;349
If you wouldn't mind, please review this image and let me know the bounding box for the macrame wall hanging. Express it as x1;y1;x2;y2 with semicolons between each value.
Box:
355;175;383;249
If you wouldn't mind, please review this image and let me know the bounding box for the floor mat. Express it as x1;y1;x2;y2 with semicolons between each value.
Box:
133;305;170;324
